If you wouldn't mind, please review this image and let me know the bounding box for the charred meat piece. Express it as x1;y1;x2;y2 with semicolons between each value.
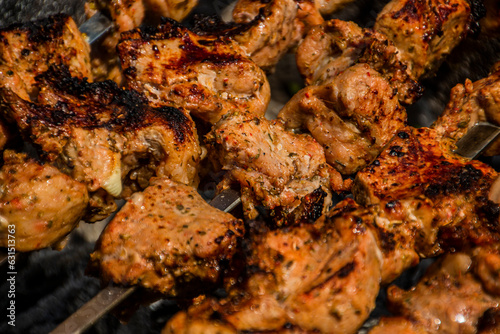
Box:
369;252;500;334
0;14;92;99
89;177;244;297
1;66;202;221
374;0;473;80
353;126;500;256
206;109;349;224
118;18;270;124
296;19;421;105
279;63;407;175
228;0;323;70
432;63;500;156
0;150;88;252
165;199;384;334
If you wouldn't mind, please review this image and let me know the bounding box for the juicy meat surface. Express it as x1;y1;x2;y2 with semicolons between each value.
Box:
229;0;323;70
0;14;92;99
370;252;500;334
164;200;384;334
432;63;500;156
296;19;422;105
205;109;349;223
0;150;89;252
1;66;202;221
90;177;244;296
279;63;407;175
353;126;500;256
374;0;472;80
118;18;270;124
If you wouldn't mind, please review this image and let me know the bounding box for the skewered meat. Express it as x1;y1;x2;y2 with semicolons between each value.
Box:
433;62;500;156
227;0;323;70
374;0;474;80
205;109;349;224
89;177;244;297
0;14;92;99
117;18;270;124
369;252;500;334
164;199;384;334
278;63;407;175
144;0;199;22
0;150;89;252
295;19;422;105
352;126;500;256
165;121;500;334
0;65;202;221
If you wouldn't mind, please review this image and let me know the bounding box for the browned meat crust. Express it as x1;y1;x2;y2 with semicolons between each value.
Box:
0;14;91;99
1;66;202;221
89;177;244;297
433;63;500;156
206;109;349;224
118;18;270;124
0;150;89;252
353;126;500;256
296;19;422;105
279;63;408;175
370;252;500;334
374;0;473;80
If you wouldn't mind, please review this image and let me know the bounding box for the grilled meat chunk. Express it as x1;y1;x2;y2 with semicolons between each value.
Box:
279;63;407;175
374;0;473;80
353;126;500;256
481;0;500;37
296;19;421;105
206;109;349;224
0;150;88;252
165;199;384;334
370;252;500;334
118;18;270;124
433;63;500;156
0;14;92;99
228;0;323;70
89;177;244;296
1;66;202;221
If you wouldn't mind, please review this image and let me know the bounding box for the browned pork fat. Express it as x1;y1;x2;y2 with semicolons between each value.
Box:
118;18;270;124
0;150;89;252
90;177;244;297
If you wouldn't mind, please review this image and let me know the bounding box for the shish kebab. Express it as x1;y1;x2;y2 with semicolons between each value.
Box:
0;0;500;332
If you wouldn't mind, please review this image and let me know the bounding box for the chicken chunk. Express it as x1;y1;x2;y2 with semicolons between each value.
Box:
118;18;270;124
89;177;244;296
374;0;473;80
1;66;202;221
0;14;92;99
206;109;349;224
0;150;88;252
432;63;500;156
279;63;407;175
370;252;500;334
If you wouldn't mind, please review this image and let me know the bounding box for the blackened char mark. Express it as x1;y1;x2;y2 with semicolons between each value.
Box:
0;13;68;43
